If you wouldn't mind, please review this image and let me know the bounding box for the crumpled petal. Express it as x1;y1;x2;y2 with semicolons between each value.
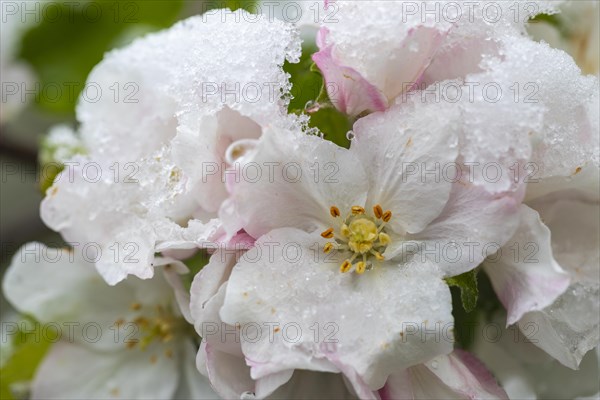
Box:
517;195;600;369
484;205;571;325
400;173;523;277
381;350;508;399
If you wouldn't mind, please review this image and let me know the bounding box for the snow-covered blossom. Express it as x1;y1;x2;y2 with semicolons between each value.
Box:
192;97;522;392
40;10;302;284
4;1;600;398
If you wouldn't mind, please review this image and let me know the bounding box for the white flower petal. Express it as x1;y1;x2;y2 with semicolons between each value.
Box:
220;228;454;389
190;250;238;330
31;341;178;400
173;339;219;400
403;176;523;277
484;205;570;325
516;196;600;369
350;100;459;235
227;129;368;238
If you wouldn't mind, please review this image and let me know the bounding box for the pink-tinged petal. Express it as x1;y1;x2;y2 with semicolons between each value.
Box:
190;252;238;332
315;3;452;114
321;353;378;400
428;350;508;399
312;28;387;116
484;205;571;325
204;344;255;399
399;173;524;277
381;351;508;400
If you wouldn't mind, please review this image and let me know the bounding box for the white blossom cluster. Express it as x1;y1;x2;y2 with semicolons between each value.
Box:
3;1;599;399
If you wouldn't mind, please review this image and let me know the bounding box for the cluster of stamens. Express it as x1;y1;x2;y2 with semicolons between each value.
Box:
322;204;393;275
116;303;180;350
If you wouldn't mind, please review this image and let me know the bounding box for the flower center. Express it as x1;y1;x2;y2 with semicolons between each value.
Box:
321;204;392;275
115;303;185;351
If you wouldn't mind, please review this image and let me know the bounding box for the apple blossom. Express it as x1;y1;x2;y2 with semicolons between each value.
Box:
40;10;302;284
209;95;522;392
3;243;217;399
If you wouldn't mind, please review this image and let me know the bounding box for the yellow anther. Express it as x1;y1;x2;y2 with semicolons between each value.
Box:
355;261;367;274
330;206;341;218
379;232;391;246
340;260;352;273
351;206;365;215
323;243;334;253
372;251;385;261
382;210;392;222
321;228;335;239
373;204;383;219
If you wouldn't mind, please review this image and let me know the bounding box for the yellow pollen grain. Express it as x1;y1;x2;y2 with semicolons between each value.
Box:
340;260;352;273
373;204;383;219
351;206;365;215
323;243;334;253
330;206;341;217
130;302;142;311
321;228;335;239
150;355;158;364
355;261;366;274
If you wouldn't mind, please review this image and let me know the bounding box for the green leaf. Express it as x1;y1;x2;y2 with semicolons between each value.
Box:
284;44;352;149
445;269;479;313
181;250;211;290
284;43;323;112
450;270;503;350
307;107;352;149
0;318;58;400
530;13;568;38
18;0;183;114
220;1;259;12
38;132;86;193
